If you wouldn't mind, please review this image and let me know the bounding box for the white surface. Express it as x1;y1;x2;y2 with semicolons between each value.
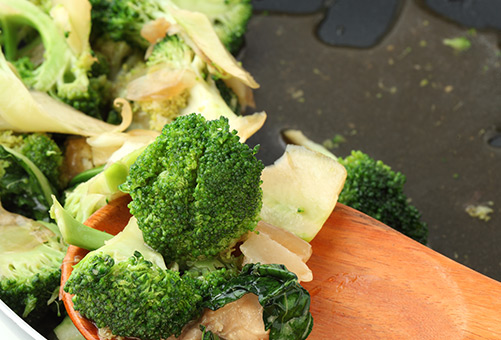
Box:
0;299;47;340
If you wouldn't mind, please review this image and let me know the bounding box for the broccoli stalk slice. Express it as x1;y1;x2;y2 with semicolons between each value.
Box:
0;0;74;91
64;146;146;224
50;196;113;251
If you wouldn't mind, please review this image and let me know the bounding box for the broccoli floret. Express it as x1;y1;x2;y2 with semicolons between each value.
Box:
127;34;244;131
89;0;251;53
171;0;252;53
214;76;242;114
0;0;102;118
120;114;264;265
147;34;195;68
17;133;64;189
0;205;66;326
0;131;63;221
63;217;205;339
338;151;428;244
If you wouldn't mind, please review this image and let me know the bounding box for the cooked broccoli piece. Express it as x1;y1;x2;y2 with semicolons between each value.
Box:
56;206;311;340
338;151;428;244
0;0;105;118
120;114;264;265
214;76;242;114
63;217;206;339
0;205;66;326
89;0;251;53
118;34;244;132
0;131;63;221
171;0;252;53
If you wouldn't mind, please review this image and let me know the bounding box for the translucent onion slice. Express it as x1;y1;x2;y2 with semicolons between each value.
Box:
86;129;160;166
126;67;197;101
167;5;259;89
141;18;171;45
240;231;313;282
50;0;92;57
256;221;312;262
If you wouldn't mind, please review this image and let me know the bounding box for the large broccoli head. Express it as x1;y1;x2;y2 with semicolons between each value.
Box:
338;151;428;244
65;251;202;339
120;113;264;264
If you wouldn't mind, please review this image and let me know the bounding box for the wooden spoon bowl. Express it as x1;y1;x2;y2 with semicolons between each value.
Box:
61;196;501;340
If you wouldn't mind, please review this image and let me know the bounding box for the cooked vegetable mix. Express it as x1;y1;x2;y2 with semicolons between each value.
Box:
0;0;427;339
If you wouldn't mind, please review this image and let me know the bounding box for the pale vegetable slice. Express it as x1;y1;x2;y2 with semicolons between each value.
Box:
256;221;312;262
172;294;268;340
50;0;92;57
260;145;347;241
0;48;131;135
0;74;132;136
179;80;266;142
167;5;259;89
126;67;197;101
282;129;337;160
240;231;313;282
86;129;160;166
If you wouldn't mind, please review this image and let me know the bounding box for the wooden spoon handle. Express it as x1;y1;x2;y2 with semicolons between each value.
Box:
302;204;501;340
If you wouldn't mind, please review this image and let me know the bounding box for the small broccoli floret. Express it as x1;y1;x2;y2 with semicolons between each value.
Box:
147;34;195;68
0;205;66;326
0;0;101;118
120;113;264;265
129;35;244;131
89;0;251;53
63;217;204;339
17;133;64;189
171;0;253;53
214;76;242;114
0;131;63;221
338;151;428;244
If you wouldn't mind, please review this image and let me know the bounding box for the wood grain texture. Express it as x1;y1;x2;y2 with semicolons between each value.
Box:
61;198;501;340
303;204;501;340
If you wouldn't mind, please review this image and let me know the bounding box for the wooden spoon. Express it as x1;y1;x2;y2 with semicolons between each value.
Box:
61;195;501;340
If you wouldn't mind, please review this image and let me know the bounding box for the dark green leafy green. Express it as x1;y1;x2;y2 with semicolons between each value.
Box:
205;263;313;340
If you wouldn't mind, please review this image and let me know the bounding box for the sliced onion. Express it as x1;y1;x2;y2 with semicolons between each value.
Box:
126;67;196;101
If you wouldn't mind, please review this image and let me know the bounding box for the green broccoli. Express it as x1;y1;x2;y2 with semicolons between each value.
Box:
63;217;205;339
55;205;312;340
170;0;252;53
338;151;428;244
114;34;249;133
0;0;108;119
0;204;66;327
89;0;252;53
0;131;63;221
120;113;264;265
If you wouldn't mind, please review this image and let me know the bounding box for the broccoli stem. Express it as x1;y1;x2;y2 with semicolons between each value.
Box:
68;165;105;189
51;196;113;251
